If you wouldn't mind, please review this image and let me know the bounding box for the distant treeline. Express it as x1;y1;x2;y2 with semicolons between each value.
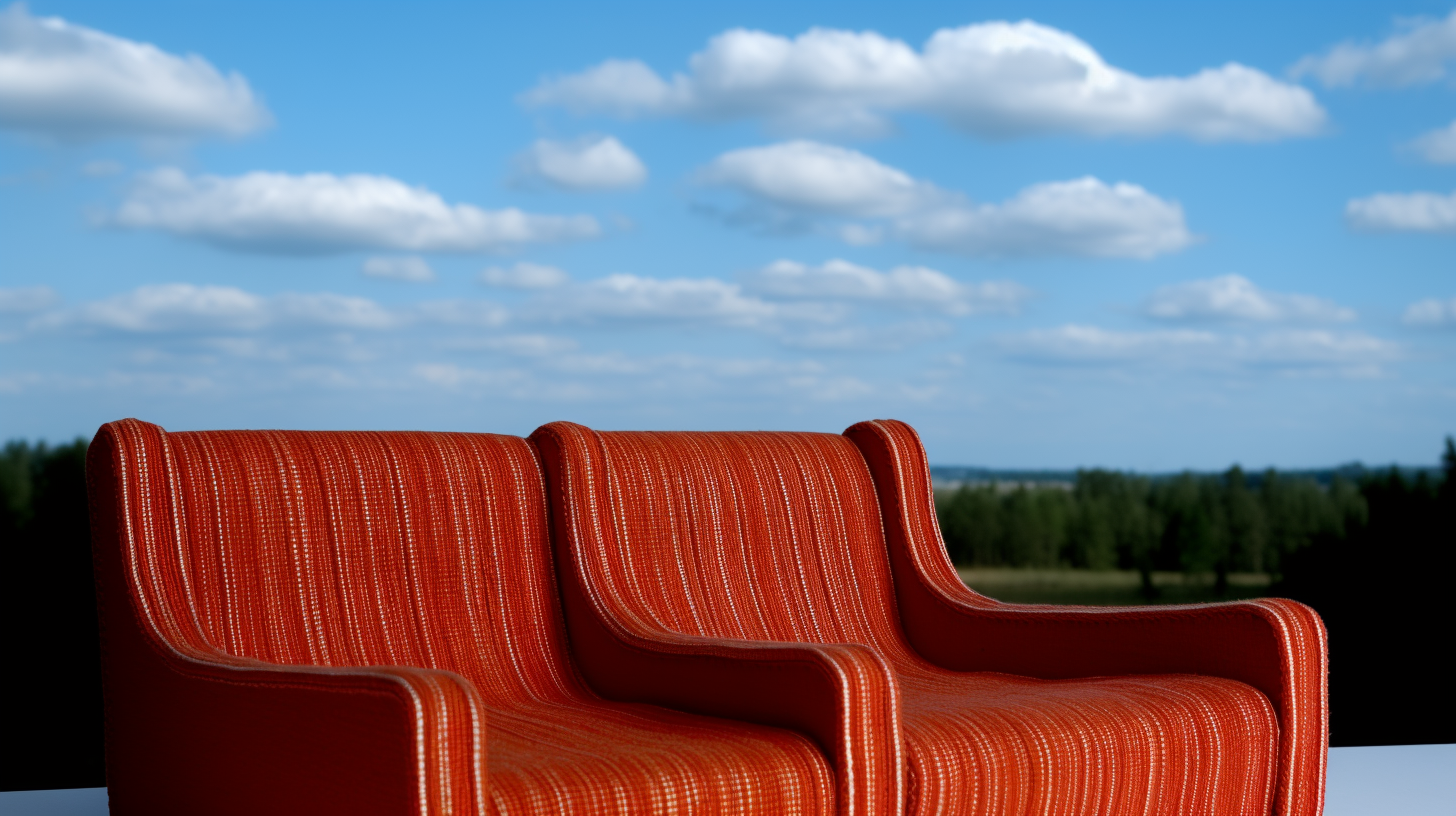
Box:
930;462;1443;490
937;464;1374;590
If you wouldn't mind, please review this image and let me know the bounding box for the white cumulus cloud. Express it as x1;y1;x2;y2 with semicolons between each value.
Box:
1244;330;1401;374
528;274;791;328
0;285;58;312
1403;297;1456;326
37;283;398;332
412;355;873;404
743;259;1030;316
700;141;940;217
1144;275;1355;323
513;135;647;191
480;261;569;289
469;334;579;356
899;177;1193;259
465;259;1030;351
1409;120;1456;165
780;321;954;351
1345;190;1456;233
997;323;1399;376
33;283;524;336
1292;9;1456;88
525;21;1323;141
699;142;1192;258
524;59;685;118
999;324;1219;363
0;3;269;139
410;299;509;328
60;283;271;331
110;167;601;253
362;256;436;283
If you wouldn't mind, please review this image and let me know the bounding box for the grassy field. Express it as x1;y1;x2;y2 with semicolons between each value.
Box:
957;568;1272;606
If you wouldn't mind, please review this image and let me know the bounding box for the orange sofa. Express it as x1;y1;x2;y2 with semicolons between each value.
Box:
89;417;1327;815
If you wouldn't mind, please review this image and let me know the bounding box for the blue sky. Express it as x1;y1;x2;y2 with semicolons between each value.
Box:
2;1;1453;470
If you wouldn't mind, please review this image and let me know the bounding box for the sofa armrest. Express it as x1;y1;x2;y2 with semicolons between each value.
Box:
912;597;1326;816
103;649;487;816
568;609;902;816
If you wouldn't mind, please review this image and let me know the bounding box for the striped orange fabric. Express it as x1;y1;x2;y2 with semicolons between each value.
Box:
536;421;1318;816
846;419;1328;816
90;419;834;816
533;422;904;816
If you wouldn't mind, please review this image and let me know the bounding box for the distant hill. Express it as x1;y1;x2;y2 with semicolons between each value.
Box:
929;463;1444;490
929;467;1076;490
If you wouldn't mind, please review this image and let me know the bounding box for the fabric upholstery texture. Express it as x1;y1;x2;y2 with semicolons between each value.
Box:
88;419;835;816
532;420;1329;816
846;419;1328;816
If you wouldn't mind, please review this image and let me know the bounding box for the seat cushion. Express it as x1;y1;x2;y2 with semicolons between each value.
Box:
900;670;1278;816
488;701;835;816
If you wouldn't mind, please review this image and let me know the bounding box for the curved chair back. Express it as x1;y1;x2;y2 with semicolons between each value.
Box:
551;426;917;658
99;419;570;704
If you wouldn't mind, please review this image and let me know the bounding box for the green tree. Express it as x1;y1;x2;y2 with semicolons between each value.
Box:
1001;486;1071;567
1223;466;1267;587
1258;472;1364;578
939;484;1003;565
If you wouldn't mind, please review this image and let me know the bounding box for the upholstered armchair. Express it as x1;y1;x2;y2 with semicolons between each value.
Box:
532;419;1328;816
88;419;836;816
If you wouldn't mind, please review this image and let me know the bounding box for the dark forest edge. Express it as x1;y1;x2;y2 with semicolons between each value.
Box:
2;437;99;792
933;445;1455;595
931;462;1445;490
1;436;1452;791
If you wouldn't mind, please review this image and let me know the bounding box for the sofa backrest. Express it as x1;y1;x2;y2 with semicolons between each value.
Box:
552;426;913;657
96;419;574;707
